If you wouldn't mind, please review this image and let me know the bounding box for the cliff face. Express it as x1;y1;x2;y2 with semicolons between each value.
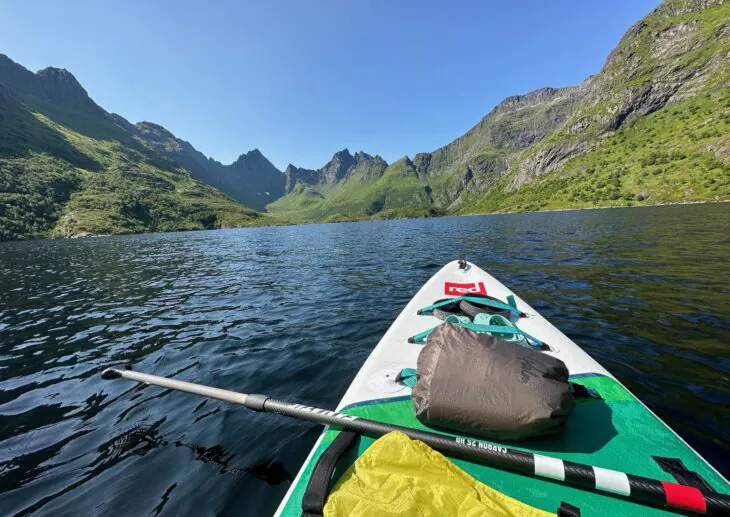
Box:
283;164;320;193
282;149;388;193
511;0;730;189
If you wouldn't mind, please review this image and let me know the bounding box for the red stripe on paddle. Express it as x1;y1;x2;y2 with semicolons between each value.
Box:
661;481;707;513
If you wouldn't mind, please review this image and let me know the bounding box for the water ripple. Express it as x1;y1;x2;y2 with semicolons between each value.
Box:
0;203;728;516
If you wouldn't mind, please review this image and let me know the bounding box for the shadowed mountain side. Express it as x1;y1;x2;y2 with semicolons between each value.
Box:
0;54;279;241
135;122;285;212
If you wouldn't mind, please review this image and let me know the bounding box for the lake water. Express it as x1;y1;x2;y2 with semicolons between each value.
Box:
0;203;728;516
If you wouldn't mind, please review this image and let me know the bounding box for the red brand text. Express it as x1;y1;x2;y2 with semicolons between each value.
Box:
444;281;487;296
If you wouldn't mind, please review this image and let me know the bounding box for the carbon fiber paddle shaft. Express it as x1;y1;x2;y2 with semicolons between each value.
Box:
102;368;730;515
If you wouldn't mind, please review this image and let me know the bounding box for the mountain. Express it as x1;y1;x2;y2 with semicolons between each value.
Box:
3;0;728;239
465;0;730;212
282;149;388;192
268;149;422;222
134;122;285;211
0;54;280;241
283;164;320;193
269;0;729;221
268;85;586;221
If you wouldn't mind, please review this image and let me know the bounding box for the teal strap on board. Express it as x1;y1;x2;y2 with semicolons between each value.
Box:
473;313;525;342
395;368;417;388
445;314;472;325
410;322;544;348
417;295;522;316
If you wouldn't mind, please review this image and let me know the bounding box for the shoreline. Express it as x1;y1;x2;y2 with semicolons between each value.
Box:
2;198;728;244
458;198;730;217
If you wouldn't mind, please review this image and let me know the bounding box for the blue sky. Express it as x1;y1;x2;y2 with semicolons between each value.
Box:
0;0;660;170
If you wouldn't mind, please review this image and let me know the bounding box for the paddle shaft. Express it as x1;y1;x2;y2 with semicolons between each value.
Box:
102;368;730;515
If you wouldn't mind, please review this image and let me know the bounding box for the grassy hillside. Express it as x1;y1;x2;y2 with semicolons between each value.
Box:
467;0;730;213
271;0;729;223
0;57;277;241
268;87;585;222
464;90;730;213
267;158;442;223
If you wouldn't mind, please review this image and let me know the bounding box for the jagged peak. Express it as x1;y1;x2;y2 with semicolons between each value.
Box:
225;148;282;175
0;53;22;68
231;148;278;170
37;66;75;78
136;120;169;132
333;148;352;157
36;67;86;91
353;150;374;161
35;65;99;110
655;0;725;17
134;121;177;142
490;86;566;116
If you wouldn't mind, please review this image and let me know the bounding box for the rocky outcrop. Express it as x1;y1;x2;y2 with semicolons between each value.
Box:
510;0;730;189
283;149;387;191
284;164;319;192
347;152;388;183
513;140;594;188
36;67;104;115
319;149;355;183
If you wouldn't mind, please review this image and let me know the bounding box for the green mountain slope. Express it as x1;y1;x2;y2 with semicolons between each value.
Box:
0;55;276;241
268;150;441;222
3;0;728;237
268;87;585;222
271;0;729;222
465;0;730;213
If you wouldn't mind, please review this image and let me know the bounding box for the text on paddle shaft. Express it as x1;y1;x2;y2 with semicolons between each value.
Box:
456;437;507;454
291;404;358;421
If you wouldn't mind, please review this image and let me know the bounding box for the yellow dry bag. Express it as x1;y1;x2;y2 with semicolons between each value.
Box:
323;431;555;517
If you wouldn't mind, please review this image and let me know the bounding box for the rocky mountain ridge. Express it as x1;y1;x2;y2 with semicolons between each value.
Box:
133;122;285;211
283;149;388;193
1;0;728;239
268;80;589;220
269;0;730;219
0;54;275;240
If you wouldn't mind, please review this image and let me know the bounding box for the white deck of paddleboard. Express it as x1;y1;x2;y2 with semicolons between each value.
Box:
336;259;611;411
274;260;725;515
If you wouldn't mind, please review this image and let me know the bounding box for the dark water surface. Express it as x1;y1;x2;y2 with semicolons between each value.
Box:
0;203;729;516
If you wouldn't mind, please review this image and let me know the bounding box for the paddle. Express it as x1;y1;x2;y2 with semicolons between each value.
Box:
102;368;730;515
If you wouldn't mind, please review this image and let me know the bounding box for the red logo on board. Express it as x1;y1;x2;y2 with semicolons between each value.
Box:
444;281;487;296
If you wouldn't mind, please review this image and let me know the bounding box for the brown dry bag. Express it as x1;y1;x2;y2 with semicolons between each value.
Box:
411;323;575;441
